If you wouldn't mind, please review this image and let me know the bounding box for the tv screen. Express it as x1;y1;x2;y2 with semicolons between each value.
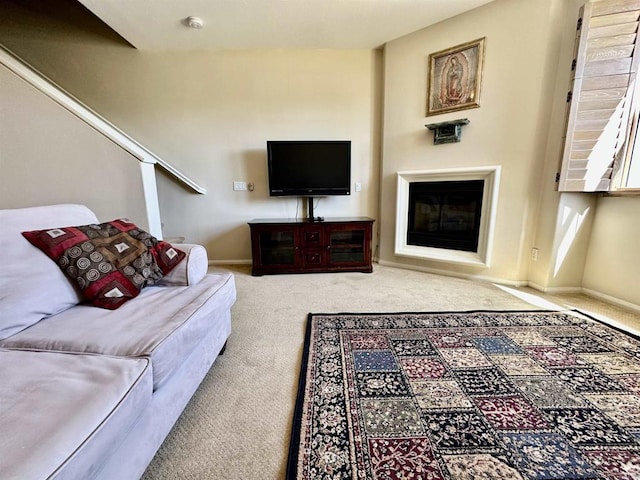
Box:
267;141;351;196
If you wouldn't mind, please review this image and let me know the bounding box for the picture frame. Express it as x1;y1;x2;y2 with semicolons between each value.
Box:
426;37;486;117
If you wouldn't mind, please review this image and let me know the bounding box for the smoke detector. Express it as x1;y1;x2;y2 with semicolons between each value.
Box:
185;16;204;29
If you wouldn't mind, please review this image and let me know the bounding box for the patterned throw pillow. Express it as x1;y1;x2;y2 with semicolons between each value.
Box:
22;218;185;309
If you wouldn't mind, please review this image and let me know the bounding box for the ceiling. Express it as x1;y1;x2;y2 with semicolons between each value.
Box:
77;0;497;51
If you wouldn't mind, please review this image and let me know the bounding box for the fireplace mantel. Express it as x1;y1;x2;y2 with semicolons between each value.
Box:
395;166;501;268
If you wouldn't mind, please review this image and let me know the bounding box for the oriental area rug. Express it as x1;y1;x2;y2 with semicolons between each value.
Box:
287;311;640;480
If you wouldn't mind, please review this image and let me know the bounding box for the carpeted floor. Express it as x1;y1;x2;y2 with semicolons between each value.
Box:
142;264;640;480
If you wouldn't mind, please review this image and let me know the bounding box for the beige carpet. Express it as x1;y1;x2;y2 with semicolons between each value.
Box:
142;264;640;480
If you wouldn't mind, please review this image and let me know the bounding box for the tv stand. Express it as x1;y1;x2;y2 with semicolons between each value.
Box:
248;217;374;276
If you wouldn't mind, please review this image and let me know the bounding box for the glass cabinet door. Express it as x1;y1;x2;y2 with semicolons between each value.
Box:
258;230;296;265
328;229;365;264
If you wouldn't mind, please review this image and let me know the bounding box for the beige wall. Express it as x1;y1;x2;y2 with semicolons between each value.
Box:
148;49;381;260
583;196;640;306
0;64;149;228
541;193;596;290
379;0;566;283
0;2;380;261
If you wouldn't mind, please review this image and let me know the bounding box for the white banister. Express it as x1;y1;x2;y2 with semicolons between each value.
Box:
0;44;207;195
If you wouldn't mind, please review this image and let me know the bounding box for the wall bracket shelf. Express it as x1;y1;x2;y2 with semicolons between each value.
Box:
425;118;470;144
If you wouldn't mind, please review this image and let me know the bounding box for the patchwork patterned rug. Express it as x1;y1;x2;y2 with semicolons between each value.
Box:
287;311;640;479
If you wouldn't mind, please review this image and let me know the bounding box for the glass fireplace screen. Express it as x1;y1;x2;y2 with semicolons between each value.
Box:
407;180;484;252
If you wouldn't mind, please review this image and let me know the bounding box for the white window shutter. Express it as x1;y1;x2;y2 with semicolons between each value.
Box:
558;0;640;192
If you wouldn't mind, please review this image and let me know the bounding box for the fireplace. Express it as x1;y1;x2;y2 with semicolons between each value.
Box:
395;167;500;267
407;180;484;252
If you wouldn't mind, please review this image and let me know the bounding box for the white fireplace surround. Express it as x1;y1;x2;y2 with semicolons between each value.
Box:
395;166;501;268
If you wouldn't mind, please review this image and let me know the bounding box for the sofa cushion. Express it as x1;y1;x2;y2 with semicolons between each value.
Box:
22;218;185;309
0;272;236;390
0;348;152;480
0;204;98;340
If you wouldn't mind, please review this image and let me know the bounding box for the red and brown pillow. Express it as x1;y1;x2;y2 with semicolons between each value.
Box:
22;219;185;309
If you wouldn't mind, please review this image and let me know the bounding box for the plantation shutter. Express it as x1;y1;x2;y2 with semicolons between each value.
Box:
558;0;640;192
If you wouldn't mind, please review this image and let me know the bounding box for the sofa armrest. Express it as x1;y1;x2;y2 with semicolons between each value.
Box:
157;244;208;287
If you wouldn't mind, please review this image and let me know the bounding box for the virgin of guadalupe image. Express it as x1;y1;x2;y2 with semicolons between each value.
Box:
440;54;470;106
445;56;463;103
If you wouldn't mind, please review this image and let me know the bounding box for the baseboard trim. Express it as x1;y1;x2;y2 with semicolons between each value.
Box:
526;282;583;295
376;260;528;287
209;260;252;266
582;288;640;315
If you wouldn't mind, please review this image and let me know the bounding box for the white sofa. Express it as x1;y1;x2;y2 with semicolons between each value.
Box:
0;204;236;480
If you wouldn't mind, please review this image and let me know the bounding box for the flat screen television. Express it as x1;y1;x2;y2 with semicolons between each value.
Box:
267;140;351;197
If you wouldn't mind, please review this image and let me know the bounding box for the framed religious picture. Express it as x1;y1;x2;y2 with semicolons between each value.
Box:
426;37;486;116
